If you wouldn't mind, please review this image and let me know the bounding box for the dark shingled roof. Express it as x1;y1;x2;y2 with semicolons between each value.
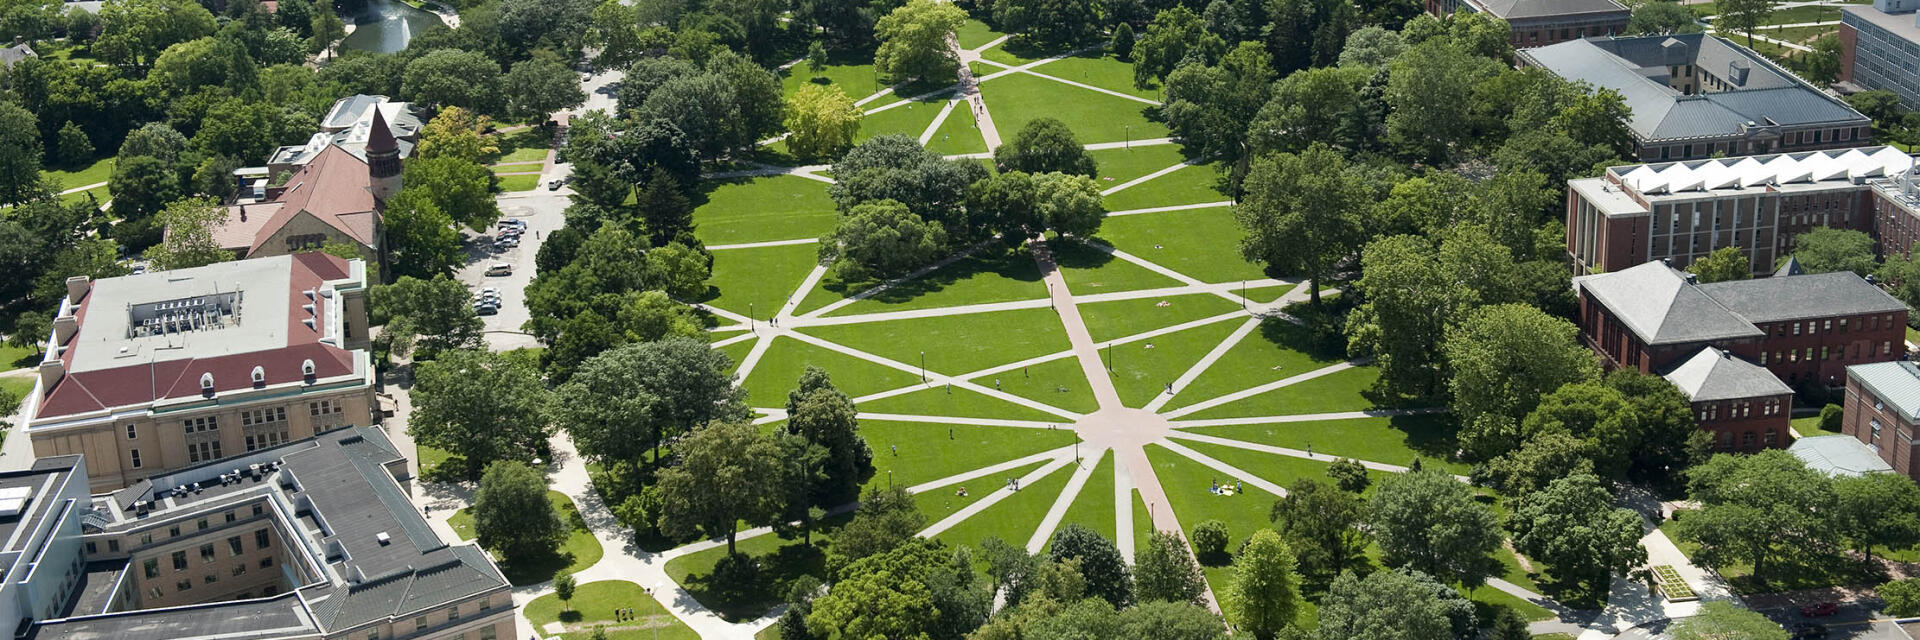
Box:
1470;0;1628;19
1659;346;1792;401
1574;261;1764;345
1697;271;1909;323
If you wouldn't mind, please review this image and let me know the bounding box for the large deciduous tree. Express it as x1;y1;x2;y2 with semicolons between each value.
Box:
1132;7;1225;89
1163;41;1274;174
1048;524;1133;608
1670;602;1789;640
994;118;1095;177
403;48;503;113
1833;472;1920;563
873;0;967;83
0;102;46;206
1236;143;1367;304
1688;246;1751;283
143;196;231;271
1790;227;1878;277
1367;468;1502;591
472;460;566;562
551;337;748;468
1307;569;1455;640
784;83;863;162
382;189;466;279
1445;303;1598;458
1677;451;1837;583
1133;530;1207;606
370;274;485;359
784;366;873;506
1385;38;1502;163
1507;473;1647;591
1220;529;1302;639
818;199;949;281
409;348;552;479
1270;478;1368;585
656;420;786;554
402;156;500;230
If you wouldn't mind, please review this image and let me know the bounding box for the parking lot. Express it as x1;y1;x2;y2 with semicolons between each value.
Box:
455;191;569;352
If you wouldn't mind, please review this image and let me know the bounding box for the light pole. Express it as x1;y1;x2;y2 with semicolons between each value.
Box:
1241;281;1246;310
920;351;926;382
750;302;755;332
1105;343;1112;372
1125;125;1131;149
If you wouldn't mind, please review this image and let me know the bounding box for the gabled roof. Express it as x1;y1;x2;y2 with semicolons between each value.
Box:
1469;0;1628;19
1774;256;1806;277
1659;345;1792;401
1848;360;1920;421
237;144;379;254
1697;271;1909;323
1575;261;1764;345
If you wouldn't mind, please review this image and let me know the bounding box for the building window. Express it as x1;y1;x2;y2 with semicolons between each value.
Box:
200;544;215;564
1872;419;1883;448
1760;352;1768;364
172;551;186;570
260;556;273;569
185;415;223;464
109;540;119;552
1885;341;1894;355
228;536;243;556
416;617;427;632
253;504;264;517
144;559;159;579
243;407;290;452
197;518;208;531
130;449;142;469
479;628;496;640
310;400;341;416
203;574;216;585
176;579;191;592
256;529;271;550
125;424;136;440
1764;429;1778;447
449;605;460;621
226;511;236;523
1794;323;1802;335
232;564;245;577
147;587;163;600
169;526;179;538
1742;431;1757;448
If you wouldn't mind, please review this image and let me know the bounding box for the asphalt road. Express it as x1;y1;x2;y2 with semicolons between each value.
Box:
456;192;568;352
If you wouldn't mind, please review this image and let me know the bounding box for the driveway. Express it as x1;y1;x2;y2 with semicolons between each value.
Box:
456;192;569;352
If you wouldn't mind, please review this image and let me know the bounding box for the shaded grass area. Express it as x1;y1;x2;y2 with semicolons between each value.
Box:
1183;414;1467;474
978;72;1168;145
1052;238;1182;296
741;336;923;408
524;580;699;640
1164;317;1347;411
801;247;1048;316
692;175;839;246
1032;51;1160;100
448;490;604;585
1107;319;1243;408
1179;366;1381;420
862;419;1077;494
1658;515;1878;594
1103;163;1229;211
1791;414;1842;438
700;242;819;319
935;461;1073;557
1079;293;1243;344
926;102;988;156
1092;207;1267;283
965;355;1099;414
0;344;40;370
956;18;1006;50
42;156;114;192
664;512;850;621
800;306;1071;377
782;50;884;102
857;383;1072;421
1049;451;1117;549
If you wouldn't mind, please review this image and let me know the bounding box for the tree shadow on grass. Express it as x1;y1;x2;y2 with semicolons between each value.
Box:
1388;414;1462;466
1048;238;1119;272
1255;316;1347;363
1535;572;1609;611
501;547;576;587
817;245;1041;306
682;543;829;622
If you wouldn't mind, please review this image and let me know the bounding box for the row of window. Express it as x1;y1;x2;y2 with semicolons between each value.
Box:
1769;314;1898;338
1714;428;1780;450
1699;397;1784;421
143;568;278;602
361;601;500;640
1758;342;1895;365
141;530;273;579
132;506;267;548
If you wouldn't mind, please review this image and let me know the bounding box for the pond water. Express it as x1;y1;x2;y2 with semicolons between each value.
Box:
338;0;442;54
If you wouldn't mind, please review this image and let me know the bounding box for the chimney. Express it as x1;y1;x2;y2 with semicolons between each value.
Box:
65;276;89;305
52;315;76;345
37;360;63;390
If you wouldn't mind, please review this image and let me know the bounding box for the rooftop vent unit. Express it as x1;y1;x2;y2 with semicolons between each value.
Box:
376;532;391;546
251;366;266;385
200;373;215;393
0;486;34;517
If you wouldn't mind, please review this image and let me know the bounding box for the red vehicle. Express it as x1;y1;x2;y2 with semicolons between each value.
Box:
1799;602;1839;617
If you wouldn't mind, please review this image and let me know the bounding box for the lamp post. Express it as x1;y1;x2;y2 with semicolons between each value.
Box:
1125;125;1131;149
749;302;755;332
920;351;926;382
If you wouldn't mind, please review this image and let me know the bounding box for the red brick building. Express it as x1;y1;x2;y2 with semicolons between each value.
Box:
1842;361;1920;481
1424;0;1629;49
1574;260;1909;450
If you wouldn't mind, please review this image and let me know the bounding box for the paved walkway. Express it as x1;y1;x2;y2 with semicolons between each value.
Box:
954;34;1003;149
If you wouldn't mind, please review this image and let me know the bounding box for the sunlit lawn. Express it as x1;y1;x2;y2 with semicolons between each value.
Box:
926;102;989;156
1091;207;1268;283
1048;451;1117;549
864;420;1078;493
956;18;1006;50
740;335;924;408
702;242;820;320
1052;238;1182;295
1027;50;1160;100
1178;366;1381;419
1105;319;1244;408
800;247;1048;316
935;461;1073;559
1086;144;1194;188
1103;163;1230;211
800;306;1070;378
966;354;1099;414
857;383;1073;421
858;95;951;143
1164;318;1347;411
1078;293;1244;344
1183;414;1468;474
692;175;839;246
524;580;698;640
978;72;1168;145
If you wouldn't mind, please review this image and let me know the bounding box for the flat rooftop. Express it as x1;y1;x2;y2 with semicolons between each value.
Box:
1844;4;1920;45
65;258;295;374
1608;146;1913;198
25;593;318;640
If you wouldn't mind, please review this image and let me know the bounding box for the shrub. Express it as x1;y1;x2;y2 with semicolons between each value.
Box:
1820;403;1843;433
1191;520;1230;563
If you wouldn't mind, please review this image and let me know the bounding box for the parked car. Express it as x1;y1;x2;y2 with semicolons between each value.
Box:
479;287;501;297
130;265;146;275
547;178;564;191
494;237;519;249
473;302;498;315
485;263;513;276
497;218;525;230
1799;602;1838;617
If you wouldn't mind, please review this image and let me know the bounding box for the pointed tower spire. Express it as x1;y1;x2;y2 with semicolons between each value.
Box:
365;107;402;202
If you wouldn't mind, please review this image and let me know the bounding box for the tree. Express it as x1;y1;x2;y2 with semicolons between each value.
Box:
54;121;93;168
404;48;502;113
809;539;949;640
995;118;1095;177
1628;1;1702;34
550;338;748;468
0;102;44;206
409;349;553;479
703;50;786;150
1271;478;1368;584
1604;369;1705;484
554;573;577;610
1338;26;1406;67
1032;172;1106;238
646;242;711;300
1446;303;1599;456
1368;469;1502;590
308;3;343;55
1879;251;1920;312
143;196;232;271
472;460;566;562
874;0;967;83
1112;22;1135;60
1236;143;1367;304
1486;607;1532;640
94;0;217;66
1220;529;1302;640
656;421;785;554
1250;65;1369;157
1883;578;1920;617
830;134;989;232
806;40;829;75
1118;600;1225;640
1688;246;1751;283
1163;41;1275;172
1191;520;1229;563
1327;458;1370;493
9;313;49;356
784;367;873;506
370;275;485;359
1133;530;1207;605
1507;473;1646;591
634;72;743;160
403;156;500;229
1790;228;1877;277
785;83;863;162
633;168;694;246
1715;0;1774;47
1133;7;1225;88
1306;569;1455;640
107;155;181;224
1677;451;1837;583
1483;431;1596;496
995;0;1103;47
818;199;949;281
1048;524;1133;608
1386;38;1502;163
1670;602;1790;640
382;189;466;280
828;486;928;573
1832;472;1920;563
417;106;499;164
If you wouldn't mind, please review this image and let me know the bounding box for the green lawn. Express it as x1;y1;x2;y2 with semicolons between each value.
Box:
1164;318;1346;411
488;127;553;164
1028;51;1160;100
1049;451;1118;549
1078;293;1244;344
859;95;951;143
523;580;698;640
857;384;1072;421
495;173;541;192
740;336;925;408
416;442;459;479
979;39;1060;66
801;248;1048;316
693;175;839;246
1178;366;1381;420
1658;513;1875;594
1183;414;1467;474
1090;207;1267;283
926;102;989;156
1103;163;1230;211
935;461;1073;557
1792;414;1843;438
664;525;839;622
1174;440;1389;496
0;344;40;370
783;52;885;103
447;490;604;585
1053;238;1183;295
701;242;819;319
1106;319;1244;408
864;419;1078;493
42;156;114;192
715;337;757;377
978;72;1168;145
1086;144;1195;188
966;354;1099;414
1143;444;1286;623
956;18;1006;50
799;306;1071;377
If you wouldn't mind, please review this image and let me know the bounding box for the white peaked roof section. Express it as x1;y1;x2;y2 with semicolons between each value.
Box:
1616;146;1915;194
